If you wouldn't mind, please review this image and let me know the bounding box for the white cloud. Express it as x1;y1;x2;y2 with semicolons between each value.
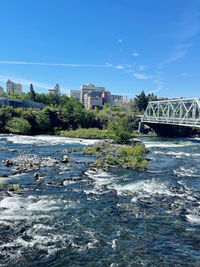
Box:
132;73;152;79
150;77;164;94
0;61;112;68
105;62;113;67
115;65;125;69
148;88;161;94
132;52;139;57
138;65;147;71
118;39;123;43
160;43;192;66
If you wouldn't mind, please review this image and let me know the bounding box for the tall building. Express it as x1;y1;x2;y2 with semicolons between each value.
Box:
6;79;22;95
0;86;4;94
109;94;123;106
69;89;81;101
102;91;111;105
84;91;103;110
80;84;105;103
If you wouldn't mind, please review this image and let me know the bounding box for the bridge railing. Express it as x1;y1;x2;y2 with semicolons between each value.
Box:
142;98;200;128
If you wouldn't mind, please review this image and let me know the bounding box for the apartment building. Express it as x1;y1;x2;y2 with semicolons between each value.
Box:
80;84;105;103
84;91;103;110
69;83;123;109
6;79;22;95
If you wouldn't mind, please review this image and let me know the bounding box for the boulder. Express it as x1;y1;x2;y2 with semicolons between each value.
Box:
61;155;69;163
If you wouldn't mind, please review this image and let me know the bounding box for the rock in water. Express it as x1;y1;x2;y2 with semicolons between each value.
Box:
61;155;69;163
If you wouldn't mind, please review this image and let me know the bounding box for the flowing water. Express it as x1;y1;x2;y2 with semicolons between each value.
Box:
0;134;200;266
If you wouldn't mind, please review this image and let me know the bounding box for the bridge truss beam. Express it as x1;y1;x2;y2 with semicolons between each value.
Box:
142;98;200;128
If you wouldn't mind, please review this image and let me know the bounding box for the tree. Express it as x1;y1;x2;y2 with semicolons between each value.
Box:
54;83;60;96
108;117;133;144
35;110;51;131
147;93;157;102
29;84;36;102
135;90;148;112
6;117;31;135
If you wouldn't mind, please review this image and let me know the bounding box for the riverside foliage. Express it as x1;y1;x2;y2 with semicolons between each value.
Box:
0;85;156;141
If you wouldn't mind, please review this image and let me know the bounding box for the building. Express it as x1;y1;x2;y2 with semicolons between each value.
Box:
69;89;81;101
109;94;123;106
0;97;45;109
49;89;55;94
84;91;103;110
70;83;124;109
102;91;111;105
6;80;22;95
80;84;105;103
0;86;4;94
49;84;61;95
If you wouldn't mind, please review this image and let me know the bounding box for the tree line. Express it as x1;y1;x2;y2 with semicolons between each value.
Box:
0;84;157;136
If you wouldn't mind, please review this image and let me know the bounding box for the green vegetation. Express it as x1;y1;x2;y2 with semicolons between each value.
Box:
6;184;21;193
108;117;133;144
117;144;148;157
135;91;157;112
0;181;21;193
83;142;148;170
0;181;7;190
60;128;109;139
0;104;98;135
0;85;157;139
6;117;31;134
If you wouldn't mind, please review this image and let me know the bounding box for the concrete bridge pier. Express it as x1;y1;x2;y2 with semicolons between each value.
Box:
138;121;144;134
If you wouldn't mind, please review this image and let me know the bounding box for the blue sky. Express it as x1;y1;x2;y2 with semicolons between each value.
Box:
0;0;200;98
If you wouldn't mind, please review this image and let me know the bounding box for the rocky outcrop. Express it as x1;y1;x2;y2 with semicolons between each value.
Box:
2;155;59;173
82;140;148;170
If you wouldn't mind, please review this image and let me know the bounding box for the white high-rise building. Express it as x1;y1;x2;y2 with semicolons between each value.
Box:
0;86;4;94
69;89;81;101
6;79;22;95
80;84;105;103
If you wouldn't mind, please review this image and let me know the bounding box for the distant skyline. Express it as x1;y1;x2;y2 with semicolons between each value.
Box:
0;0;200;98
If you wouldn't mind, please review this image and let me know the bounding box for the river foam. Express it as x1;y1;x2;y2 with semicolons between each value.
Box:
0;134;98;146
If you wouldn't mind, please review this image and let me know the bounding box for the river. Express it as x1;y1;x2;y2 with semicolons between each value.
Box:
0;134;200;266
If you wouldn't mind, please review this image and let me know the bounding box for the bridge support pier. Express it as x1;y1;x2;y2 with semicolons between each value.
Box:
138;122;144;134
